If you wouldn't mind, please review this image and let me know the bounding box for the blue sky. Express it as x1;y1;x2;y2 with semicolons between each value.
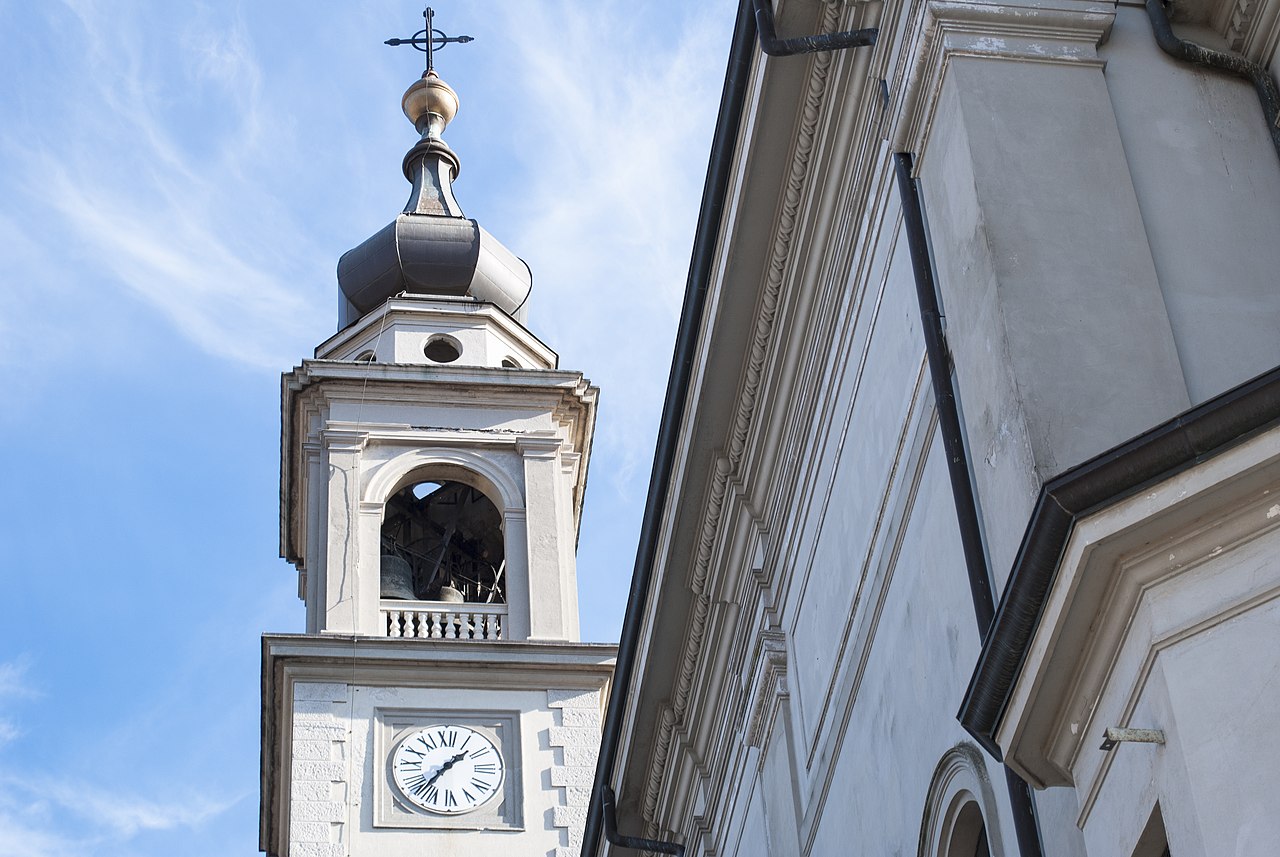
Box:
0;1;734;853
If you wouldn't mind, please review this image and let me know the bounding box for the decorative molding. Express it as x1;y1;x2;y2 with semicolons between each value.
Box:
916;743;1006;857
744;631;790;751
322;429;369;452
361;446;525;513
642;705;678;825
1226;0;1262;50
638;0;841;835
727;9;839;473
890;0;1115;156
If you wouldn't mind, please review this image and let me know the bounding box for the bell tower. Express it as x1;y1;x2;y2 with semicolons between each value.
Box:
260;14;614;857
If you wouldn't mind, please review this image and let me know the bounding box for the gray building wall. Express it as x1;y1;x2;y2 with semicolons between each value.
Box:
602;0;1280;854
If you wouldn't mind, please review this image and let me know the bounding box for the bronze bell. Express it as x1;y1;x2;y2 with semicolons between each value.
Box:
437;584;465;603
380;554;416;600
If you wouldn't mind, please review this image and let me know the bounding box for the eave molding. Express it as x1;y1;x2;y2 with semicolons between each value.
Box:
633;1;844;835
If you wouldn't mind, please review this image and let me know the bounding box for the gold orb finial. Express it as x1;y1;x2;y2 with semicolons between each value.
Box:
402;71;459;137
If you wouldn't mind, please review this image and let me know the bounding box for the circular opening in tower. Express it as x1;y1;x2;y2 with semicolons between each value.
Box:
424;335;461;363
355;350;377;362
500;357;520;369
380;480;505;604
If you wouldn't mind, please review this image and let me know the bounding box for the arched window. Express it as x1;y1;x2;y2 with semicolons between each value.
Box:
945;801;990;857
919;745;1004;857
379;478;505;604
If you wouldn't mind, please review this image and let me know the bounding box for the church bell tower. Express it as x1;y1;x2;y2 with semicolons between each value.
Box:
260;13;614;856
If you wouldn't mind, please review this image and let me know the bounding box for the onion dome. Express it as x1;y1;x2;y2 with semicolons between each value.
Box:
337;71;533;328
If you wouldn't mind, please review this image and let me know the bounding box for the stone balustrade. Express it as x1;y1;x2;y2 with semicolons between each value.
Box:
380;600;506;640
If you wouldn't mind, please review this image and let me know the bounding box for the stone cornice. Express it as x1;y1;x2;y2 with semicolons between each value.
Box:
890;0;1115;157
633;4;843;833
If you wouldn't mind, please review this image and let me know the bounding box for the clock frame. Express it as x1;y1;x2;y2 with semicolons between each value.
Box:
374;707;523;830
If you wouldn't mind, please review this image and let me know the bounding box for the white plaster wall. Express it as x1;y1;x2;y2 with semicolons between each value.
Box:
788;213;923;750
803;436;1012;855
1102;9;1280;404
1079;526;1280;857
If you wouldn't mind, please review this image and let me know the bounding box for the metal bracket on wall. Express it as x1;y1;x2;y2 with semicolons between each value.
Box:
1100;727;1166;752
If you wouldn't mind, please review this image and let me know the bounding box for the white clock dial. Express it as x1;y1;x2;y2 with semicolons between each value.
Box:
391;724;505;814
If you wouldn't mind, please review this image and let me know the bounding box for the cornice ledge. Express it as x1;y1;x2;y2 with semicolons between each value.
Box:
891;0;1115;154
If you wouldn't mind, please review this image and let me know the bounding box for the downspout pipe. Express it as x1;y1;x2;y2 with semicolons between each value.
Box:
580;2;757;854
603;786;685;856
582;2;878;854
1146;0;1280;161
893;153;1046;857
752;0;878;56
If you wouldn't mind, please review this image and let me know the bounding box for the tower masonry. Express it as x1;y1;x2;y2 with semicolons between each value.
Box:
260;26;615;857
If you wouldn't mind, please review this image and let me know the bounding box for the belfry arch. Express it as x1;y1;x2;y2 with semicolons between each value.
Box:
379;476;507;605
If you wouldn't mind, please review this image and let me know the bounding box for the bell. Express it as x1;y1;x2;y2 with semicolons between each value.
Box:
380;555;416;600
437;584;465;603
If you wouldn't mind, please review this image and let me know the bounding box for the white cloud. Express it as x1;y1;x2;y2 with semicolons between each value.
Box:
0;773;236;856
493;0;734;494
0;658;36;701
4;1;331;370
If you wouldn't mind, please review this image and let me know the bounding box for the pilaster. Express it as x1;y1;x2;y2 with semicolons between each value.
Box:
519;437;577;641
322;430;368;634
895;0;1192;579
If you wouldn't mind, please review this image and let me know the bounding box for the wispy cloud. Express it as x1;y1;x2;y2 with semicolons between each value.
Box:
0;659;36;701
0;773;236;857
495;0;734;493
3;1;331;370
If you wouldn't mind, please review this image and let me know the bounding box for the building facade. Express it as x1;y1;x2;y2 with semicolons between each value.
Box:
259;66;613;857
588;1;1280;856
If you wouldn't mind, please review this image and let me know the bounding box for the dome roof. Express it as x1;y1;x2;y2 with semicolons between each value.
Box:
337;71;532;328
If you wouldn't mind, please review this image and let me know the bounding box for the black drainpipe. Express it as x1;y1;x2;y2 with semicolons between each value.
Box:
583;2;878;854
1146;0;1280;162
893;153;1045;857
752;0;878;55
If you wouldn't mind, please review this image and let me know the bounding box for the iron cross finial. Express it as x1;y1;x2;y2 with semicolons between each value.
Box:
384;6;474;75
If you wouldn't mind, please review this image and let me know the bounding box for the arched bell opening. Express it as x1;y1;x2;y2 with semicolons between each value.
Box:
380;478;506;605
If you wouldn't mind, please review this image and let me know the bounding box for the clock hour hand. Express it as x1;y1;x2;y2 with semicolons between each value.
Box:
425;750;470;788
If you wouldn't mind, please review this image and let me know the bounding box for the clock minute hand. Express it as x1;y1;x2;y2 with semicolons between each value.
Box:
425;751;470;788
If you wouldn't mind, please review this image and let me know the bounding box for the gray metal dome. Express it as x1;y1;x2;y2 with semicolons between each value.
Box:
336;71;532;328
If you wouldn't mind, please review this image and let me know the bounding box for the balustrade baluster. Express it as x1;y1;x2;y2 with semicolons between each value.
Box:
380;602;507;640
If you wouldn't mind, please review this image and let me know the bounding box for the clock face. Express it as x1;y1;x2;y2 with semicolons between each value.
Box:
391;724;505;815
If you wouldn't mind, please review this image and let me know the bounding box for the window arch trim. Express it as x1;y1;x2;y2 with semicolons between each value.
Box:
918;743;1005;857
